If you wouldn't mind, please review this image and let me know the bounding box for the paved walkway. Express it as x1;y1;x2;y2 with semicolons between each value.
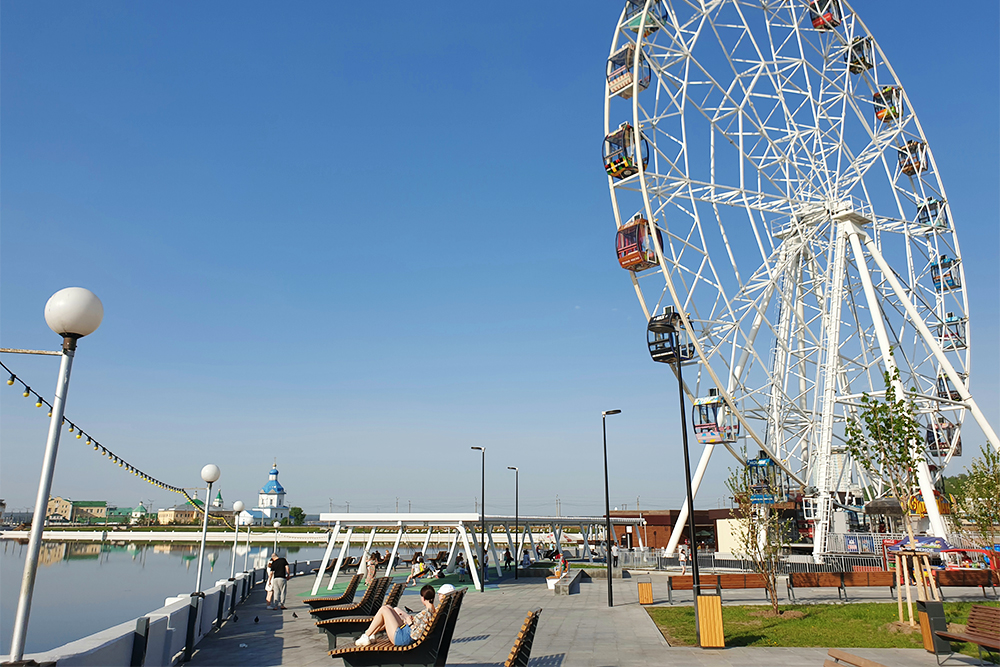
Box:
187;570;988;666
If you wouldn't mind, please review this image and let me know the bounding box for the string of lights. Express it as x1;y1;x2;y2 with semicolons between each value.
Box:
2;359;236;530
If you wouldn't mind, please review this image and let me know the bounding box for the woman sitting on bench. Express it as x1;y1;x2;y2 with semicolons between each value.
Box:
355;584;435;647
406;556;430;586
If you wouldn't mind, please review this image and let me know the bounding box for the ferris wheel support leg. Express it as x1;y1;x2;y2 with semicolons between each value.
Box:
847;231;947;539
664;445;717;556
860;235;1000;454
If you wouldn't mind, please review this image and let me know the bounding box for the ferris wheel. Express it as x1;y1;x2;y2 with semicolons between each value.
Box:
603;0;999;561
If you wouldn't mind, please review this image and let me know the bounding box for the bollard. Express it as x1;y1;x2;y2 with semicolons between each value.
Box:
130;617;149;667
182;593;204;662
230;580;238;615
216;588;227;629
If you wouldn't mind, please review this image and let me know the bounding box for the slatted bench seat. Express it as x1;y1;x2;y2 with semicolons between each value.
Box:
824;647;888;667
305;574;362;609
715;573;770;602
666;575;721;605
934;569;997;599
315;583;406;650
787;573;845;601
503;608;542;667
328;589;463;667
934;604;1000;665
311;577;390;622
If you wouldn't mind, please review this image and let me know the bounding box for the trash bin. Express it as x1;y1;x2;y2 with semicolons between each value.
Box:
916;599;949;654
637;575;653;605
696;594;725;648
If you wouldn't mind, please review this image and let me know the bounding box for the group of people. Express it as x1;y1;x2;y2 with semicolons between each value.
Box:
355;583;456;647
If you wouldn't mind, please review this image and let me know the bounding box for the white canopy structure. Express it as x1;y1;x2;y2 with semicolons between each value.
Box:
312;513;646;593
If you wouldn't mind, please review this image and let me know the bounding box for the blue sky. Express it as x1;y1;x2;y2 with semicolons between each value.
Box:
2;1;997;517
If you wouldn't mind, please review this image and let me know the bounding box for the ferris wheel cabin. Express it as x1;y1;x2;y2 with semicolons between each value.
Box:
808;0;841;30
623;0;668;36
937;312;967;350
646;307;695;364
692;388;740;445
616;213;661;271
916;197;948;228
874;86;903;123
930;255;962;291
604;122;649;179
898;140;927;176
746;451;788;505
936;374;962;402
607;44;650;99
846;37;874;73
926;418;962;457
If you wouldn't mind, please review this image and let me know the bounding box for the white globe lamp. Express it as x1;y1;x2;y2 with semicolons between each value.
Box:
44;287;104;338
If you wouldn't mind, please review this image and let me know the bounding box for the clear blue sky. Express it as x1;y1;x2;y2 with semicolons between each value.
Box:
2;2;997;517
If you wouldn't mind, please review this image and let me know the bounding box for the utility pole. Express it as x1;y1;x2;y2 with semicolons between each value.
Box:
408;500;411;512
346;501;350;513
396;497;399;513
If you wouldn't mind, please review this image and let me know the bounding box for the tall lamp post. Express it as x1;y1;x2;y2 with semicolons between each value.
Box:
243;514;253;573
230;501;245;579
471;446;486;590
273;521;281;554
9;288;104;664
647;307;702;643
507;466;519;580
195;464;221;593
602;409;621;608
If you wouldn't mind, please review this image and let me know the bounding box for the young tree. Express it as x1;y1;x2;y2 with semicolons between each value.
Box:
844;364;925;545
954;445;1000;553
725;451;787;615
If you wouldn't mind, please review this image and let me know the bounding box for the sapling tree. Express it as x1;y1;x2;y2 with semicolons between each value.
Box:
725;450;787;615
955;445;1000;553
844;364;925;545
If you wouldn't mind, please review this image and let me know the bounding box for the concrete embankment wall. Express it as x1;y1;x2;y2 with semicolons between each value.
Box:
21;558;324;666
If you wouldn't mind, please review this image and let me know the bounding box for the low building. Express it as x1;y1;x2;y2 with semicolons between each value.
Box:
157;500;234;525
131;502;150;524
106;506;133;524
609;508;734;551
72;501;108;524
46;496;74;522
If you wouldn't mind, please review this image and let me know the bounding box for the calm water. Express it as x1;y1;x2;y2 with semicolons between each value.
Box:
0;540;335;655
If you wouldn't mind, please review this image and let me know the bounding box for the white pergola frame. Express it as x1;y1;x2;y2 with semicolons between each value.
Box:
311;513;645;593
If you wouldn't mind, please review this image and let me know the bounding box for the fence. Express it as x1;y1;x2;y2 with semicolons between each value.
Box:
21;558;324;666
619;550;886;573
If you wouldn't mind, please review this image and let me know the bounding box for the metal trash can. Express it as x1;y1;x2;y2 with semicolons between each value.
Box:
916;599;949;654
637;575;654;605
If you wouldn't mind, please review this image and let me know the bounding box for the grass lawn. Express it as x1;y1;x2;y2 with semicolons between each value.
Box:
647;601;998;663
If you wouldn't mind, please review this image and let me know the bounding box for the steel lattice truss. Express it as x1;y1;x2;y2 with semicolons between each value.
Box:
604;0;998;558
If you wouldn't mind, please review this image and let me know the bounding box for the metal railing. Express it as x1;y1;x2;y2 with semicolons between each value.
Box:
618;550;886;573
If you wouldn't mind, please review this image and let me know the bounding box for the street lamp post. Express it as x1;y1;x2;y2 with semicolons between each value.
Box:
9;288;103;663
648;307;702;642
195;465;221;593
273;521;281;554
471;446;486;590
243;516;252;573
230;501;245;579
507;466;519;580
602;409;621;608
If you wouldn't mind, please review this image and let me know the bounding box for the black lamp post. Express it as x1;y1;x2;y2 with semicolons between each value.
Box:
602;409;621;608
507;466;519;580
647;307;702;643
471;446;486;590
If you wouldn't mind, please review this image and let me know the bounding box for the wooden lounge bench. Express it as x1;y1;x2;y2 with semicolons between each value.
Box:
328;589;460;666
315;583;406;650
933;604;1000;665
311;577;390;622
786;572;845;601
341;556;361;573
934;569;997;599
433;587;467;667
502;608;542;667
824;647;888;667
666;575;721;605
305;574;362;609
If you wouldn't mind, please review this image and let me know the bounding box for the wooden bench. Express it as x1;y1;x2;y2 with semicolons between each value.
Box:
310;577;390;622
554;568;582;595
824;647;888;667
787;573;845;601
328;589;461;667
666;575;721;604
934;604;1000;665
716;573;770;602
313;583;406;650
304;574;362;610
502;608;542;667
934;569;997;599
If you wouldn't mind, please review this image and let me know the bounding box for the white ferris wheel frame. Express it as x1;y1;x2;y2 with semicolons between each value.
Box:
604;0;999;562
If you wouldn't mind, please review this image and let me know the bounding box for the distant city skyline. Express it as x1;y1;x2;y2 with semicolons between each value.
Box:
2;2;997;516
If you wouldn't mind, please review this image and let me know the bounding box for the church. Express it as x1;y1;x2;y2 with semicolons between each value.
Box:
237;462;290;525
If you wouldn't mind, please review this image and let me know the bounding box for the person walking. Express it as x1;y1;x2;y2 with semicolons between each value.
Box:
679;544;688;575
503;547;513;571
267;552;290;610
611;542;619;568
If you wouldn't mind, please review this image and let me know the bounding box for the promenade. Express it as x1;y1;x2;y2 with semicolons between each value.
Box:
186;569;987;666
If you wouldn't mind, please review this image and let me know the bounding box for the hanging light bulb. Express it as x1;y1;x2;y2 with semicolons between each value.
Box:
76;432;83;439
35;397;43;408
86;437;92;446
48;410;53;417
23;387;31;398
93;443;99;451
7;374;15;386
100;447;107;456
68;424;75;433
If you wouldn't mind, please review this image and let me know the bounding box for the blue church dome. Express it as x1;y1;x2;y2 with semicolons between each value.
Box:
261;479;285;493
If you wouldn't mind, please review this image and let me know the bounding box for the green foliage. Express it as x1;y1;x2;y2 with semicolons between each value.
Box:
647;602;998;661
844;362;925;540
289;507;306;526
954;445;1000;551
